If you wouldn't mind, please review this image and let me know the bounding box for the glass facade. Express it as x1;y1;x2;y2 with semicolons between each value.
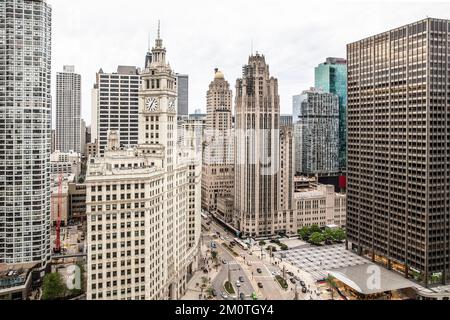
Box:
347;18;450;286
315;58;348;172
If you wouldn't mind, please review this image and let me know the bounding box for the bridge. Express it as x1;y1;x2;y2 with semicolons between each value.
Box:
51;253;87;260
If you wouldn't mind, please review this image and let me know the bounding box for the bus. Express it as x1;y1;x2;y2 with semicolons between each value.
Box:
234;238;249;251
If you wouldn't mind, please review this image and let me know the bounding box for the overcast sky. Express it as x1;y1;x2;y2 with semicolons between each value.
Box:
49;0;449;126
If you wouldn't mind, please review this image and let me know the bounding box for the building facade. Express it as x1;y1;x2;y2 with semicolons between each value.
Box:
80;118;86;155
56;65;81;153
315;57;348;171
202;69;234;214
234;53;280;237
0;0;52;271
86;32;200;300
91;66;140;154
294;88;339;175
175;74;189;116
292;179;346;230
50;150;81;178
346;18;450;286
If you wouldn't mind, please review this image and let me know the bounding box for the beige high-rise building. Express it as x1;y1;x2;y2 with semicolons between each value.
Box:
234;53;280;238
202;69;234;214
86;29;200;300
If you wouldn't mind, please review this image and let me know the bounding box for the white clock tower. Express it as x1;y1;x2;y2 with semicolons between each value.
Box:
139;22;178;170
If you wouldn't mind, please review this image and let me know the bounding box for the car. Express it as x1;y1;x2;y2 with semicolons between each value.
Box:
222;259;227;265
225;236;230;240
287;271;294;277
239;276;245;283
257;268;262;274
300;281;306;287
271;271;279;276
211;289;217;297
258;283;264;289
221;292;228;299
302;287;307;294
290;278;296;284
236;281;241;288
240;293;245;300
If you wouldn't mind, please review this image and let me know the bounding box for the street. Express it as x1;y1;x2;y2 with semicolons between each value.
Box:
192;213;319;300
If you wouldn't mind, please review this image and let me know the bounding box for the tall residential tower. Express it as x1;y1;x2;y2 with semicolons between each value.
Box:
56;65;81;153
0;0;52;272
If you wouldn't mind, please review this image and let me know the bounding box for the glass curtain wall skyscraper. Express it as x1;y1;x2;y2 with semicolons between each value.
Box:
315;57;348;172
347;18;450;286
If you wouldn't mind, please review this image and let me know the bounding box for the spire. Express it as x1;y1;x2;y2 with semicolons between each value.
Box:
155;20;163;48
157;20;161;39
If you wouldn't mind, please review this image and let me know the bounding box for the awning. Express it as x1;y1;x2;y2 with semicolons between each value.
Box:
327;263;417;295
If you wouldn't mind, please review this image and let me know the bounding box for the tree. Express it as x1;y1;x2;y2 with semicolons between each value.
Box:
326;275;337;300
200;277;209;293
310;225;322;234
259;241;266;246
332;229;347;242
42;273;66;300
309;232;325;246
323;229;335;244
211;251;218;262
298;227;311;241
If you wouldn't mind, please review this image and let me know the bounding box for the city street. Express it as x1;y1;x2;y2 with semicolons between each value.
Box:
201;214;314;300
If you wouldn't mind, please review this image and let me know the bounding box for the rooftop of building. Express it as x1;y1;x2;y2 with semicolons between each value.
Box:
0;263;36;289
347;17;449;46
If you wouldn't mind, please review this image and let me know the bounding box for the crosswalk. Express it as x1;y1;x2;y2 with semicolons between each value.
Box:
226;260;261;266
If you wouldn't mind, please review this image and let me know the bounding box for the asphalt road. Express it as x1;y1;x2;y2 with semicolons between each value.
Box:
204;224;255;300
203;213;315;300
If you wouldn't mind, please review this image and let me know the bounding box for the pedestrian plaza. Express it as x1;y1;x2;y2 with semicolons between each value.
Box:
275;244;368;281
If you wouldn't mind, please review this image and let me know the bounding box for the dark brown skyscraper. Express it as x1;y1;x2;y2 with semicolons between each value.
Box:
347;18;450;287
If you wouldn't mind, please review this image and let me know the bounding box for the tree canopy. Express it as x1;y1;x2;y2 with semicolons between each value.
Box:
42;273;66;300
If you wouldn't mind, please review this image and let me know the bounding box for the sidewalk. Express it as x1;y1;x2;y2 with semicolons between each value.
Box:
181;242;220;300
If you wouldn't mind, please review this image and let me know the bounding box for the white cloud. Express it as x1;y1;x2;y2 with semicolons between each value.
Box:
49;0;449;126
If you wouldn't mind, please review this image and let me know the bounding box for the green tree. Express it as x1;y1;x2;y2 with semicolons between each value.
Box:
200;277;209;293
310;225;322;234
332;229;347;242
323;229;335;243
42;273;66;300
309;232;325;246
211;251;218;262
298;227;311;241
259;241;266;246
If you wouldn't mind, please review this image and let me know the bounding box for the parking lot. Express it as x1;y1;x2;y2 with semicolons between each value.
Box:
275;244;368;281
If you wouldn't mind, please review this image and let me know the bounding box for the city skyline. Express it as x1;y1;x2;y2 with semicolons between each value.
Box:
2;0;450;303
49;0;450;126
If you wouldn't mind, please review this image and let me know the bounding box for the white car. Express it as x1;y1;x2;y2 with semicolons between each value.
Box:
236;281;241;288
221;292;228;299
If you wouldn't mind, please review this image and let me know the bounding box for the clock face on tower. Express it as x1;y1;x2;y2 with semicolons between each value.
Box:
168;98;177;113
145;97;159;112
